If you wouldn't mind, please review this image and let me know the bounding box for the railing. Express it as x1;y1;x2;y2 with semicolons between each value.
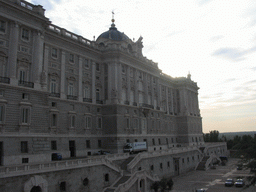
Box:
0;76;10;84
48;24;93;47
127;146;201;172
124;101;130;105
49;92;60;98
96;100;103;104
20;0;45;16
0;156;121;178
114;170;159;192
67;95;77;100
18;80;34;88
132;102;137;106
83;98;92;103
140;103;154;109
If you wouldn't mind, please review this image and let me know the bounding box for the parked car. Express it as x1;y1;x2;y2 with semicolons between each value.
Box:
234;179;245;187
196;189;207;192
225;178;234;187
94;150;111;155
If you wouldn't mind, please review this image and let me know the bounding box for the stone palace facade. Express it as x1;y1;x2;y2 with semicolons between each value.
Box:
0;1;227;192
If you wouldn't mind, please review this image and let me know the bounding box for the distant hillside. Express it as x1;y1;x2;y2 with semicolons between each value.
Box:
219;131;256;140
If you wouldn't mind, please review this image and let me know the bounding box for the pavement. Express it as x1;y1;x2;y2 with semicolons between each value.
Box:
171;158;256;192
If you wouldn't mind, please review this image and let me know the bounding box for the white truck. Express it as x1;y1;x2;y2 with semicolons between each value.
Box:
123;142;147;154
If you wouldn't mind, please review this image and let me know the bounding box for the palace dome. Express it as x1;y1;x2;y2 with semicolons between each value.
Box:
97;22;130;41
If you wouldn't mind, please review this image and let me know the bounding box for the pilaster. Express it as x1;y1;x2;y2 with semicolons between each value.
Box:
60;51;66;99
32;30;44;89
91;61;96;104
8;22;19;85
78;56;83;102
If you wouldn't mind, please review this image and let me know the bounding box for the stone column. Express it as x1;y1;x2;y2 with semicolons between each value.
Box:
78;56;83;102
157;78;161;108
107;63;112;104
127;67;131;104
166;87;169;114
144;73;148;104
60;51;66;99
150;76;154;106
32;30;44;89
170;88;174;114
91;61;96;104
134;69;138;105
41;45;49;90
117;63;122;103
8;22;19;85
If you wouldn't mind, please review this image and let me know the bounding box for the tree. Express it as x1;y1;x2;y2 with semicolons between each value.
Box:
204;130;220;142
151;181;160;192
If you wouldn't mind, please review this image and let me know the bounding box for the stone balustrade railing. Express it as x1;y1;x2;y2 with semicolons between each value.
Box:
127;146;201;172
0;156;121;178
47;24;94;47
115;170;159;192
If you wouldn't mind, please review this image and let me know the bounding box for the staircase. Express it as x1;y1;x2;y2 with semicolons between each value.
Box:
196;156;210;170
103;155;158;192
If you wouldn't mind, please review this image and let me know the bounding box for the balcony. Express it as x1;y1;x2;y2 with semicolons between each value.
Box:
18;80;34;88
132;102;137;106
49;92;60;98
124;101;130;105
0;76;10;84
156;106;160;110
140;103;154;109
96;100;103;104
83;98;92;103
67;95;77;100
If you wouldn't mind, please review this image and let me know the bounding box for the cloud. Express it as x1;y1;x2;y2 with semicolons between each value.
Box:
212;46;256;61
198;0;213;6
243;80;256;85
210;35;224;42
251;67;256;71
223;78;236;83
30;0;59;10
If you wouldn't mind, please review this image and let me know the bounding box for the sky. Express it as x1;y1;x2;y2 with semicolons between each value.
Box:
28;0;256;133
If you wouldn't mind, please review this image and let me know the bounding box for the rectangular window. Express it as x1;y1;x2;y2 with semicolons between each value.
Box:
84;59;89;68
0;20;6;33
52;114;57;127
86;140;91;148
69;53;74;63
50;79;57;93
19;70;26;82
0;105;4;123
22;93;29;100
70;115;75;128
21;108;29;124
98;117;102;129
152;138;155;145
52;48;58;58
22;158;29;163
126;118;130;129
68;83;74;96
21;28;29;41
21;141;28;153
96;63;100;71
51;140;57;150
158;138;161;145
85;116;91;129
83;86;90;98
98;140;102;148
96;89;100;101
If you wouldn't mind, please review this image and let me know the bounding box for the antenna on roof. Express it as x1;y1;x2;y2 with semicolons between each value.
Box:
112;11;115;24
